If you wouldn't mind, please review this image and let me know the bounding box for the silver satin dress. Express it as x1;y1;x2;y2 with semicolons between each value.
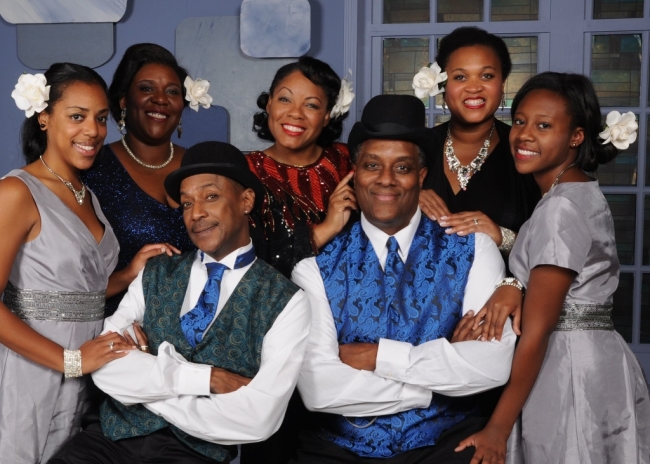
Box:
507;181;650;464
0;170;118;464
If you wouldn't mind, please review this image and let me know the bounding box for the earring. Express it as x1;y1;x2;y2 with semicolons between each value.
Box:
118;108;127;135
442;99;447;115
501;94;506;111
39;123;45;129
177;118;183;139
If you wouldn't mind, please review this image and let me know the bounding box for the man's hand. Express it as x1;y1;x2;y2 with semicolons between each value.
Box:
339;343;378;371
209;367;252;394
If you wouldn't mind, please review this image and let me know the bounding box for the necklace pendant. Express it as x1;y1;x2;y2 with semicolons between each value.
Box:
73;188;85;205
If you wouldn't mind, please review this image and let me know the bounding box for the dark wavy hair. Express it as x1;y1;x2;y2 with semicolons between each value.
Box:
108;43;189;123
511;72;619;171
436;26;512;80
253;56;347;147
20;63;108;164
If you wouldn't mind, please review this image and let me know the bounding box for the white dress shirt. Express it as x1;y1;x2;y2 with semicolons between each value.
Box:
92;241;311;444
291;209;515;417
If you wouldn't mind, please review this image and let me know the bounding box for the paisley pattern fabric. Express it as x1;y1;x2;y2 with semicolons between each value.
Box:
100;252;299;461
315;217;476;458
180;248;256;347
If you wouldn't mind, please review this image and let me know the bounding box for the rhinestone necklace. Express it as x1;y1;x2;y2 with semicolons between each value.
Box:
445;123;495;191
121;135;174;169
40;156;86;205
543;162;577;197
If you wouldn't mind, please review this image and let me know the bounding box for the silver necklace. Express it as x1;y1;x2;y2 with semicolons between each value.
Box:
40;156;86;205
445;123;495;191
121;135;174;170
544;162;577;197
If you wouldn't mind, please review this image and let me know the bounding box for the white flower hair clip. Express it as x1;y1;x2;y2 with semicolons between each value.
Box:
184;76;213;112
412;62;447;99
12;73;50;118
330;71;355;119
599;111;638;151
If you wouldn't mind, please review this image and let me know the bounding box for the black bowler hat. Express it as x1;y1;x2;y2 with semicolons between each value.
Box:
348;94;431;158
164;141;265;210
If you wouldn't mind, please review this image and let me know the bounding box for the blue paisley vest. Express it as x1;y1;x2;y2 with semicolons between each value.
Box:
315;216;476;458
100;252;299;462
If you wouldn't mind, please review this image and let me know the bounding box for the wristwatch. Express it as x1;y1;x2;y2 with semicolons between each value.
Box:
495;277;523;291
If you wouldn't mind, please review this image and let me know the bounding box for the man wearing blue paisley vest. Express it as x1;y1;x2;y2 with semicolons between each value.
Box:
290;96;516;464
50;142;311;464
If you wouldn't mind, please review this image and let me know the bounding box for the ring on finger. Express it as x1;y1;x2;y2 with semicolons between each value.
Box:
139;345;149;352
473;218;479;226
108;341;114;352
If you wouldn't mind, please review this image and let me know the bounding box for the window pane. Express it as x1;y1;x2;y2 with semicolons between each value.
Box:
591;34;642;107
605;194;636;265
503;37;538;107
491;0;539;21
614;273;634;342
643;195;650;265
383;38;430;107
595;114;638;186
594;0;644;19
643;274;650;343
384;0;430;23
437;0;483;22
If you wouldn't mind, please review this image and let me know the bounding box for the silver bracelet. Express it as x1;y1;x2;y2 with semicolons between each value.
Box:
495;277;523;291
498;227;516;252
63;349;83;378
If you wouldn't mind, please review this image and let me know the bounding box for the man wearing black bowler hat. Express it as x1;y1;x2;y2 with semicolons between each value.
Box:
290;95;517;463
50;142;311;464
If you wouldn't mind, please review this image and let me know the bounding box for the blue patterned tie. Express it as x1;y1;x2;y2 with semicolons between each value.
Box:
180;247;256;348
384;236;404;306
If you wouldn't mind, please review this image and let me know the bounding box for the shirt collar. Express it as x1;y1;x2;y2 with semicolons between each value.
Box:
199;239;254;268
360;208;421;263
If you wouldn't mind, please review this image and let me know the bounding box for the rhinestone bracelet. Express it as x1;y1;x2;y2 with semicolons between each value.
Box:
498;227;516;252
63;349;83;378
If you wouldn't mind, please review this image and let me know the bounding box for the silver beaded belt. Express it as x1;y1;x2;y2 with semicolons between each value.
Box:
3;282;105;322
555;303;614;331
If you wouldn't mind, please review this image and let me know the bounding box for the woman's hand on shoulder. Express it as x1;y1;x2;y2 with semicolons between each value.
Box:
79;331;136;374
455;425;510;464
438;211;502;246
312;171;357;249
107;243;181;298
419;189;451;221
472;285;523;341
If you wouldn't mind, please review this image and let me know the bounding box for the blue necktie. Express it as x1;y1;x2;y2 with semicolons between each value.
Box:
180;247;256;347
384;236;404;306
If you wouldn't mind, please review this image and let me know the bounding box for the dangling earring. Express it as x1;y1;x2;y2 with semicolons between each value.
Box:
501;94;506;112
442;99;447;115
118;108;127;135
177;118;183;139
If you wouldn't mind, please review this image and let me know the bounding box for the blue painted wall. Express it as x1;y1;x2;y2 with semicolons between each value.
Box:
0;0;345;175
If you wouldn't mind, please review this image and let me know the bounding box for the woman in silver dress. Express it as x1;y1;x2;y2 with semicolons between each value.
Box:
456;72;650;463
0;63;167;463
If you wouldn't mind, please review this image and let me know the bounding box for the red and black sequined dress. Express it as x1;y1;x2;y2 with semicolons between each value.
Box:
247;143;351;278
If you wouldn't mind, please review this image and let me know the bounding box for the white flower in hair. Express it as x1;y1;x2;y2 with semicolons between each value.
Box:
599;111;638;150
12;73;50;118
330;71;355;119
412;62;447;99
184;76;213;112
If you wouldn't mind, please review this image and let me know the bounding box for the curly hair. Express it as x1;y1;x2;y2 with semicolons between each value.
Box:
20;63;108;163
511;72;619;171
252;56;347;147
436;26;512;79
108;43;189;123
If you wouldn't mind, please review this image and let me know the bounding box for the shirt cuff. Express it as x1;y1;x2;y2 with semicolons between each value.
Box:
376;338;412;381
177;363;212;396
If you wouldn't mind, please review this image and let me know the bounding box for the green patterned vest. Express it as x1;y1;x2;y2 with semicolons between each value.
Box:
100;251;299;462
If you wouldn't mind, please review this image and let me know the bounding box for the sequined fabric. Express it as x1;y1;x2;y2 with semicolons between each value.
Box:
315;217;476;458
555;303;614;331
82;145;196;315
247;143;352;277
4;282;105;322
